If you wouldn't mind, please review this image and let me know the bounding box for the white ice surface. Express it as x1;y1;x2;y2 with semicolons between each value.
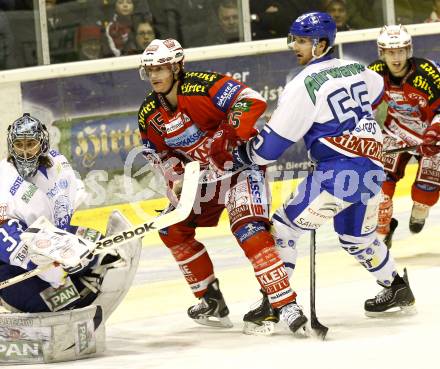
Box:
17;197;440;369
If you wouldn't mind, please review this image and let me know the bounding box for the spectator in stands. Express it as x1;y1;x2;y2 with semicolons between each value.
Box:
134;18;156;52
46;0;62;29
146;0;182;42
216;0;240;43
249;1;317;40
175;0;217;47
104;0;135;56
0;9;18;70
425;0;440;22
325;0;352;31
395;0;414;24
408;0;433;23
122;16;156;55
76;25;103;60
46;0;80;63
73;0;104;26
345;0;383;28
347;0;413;29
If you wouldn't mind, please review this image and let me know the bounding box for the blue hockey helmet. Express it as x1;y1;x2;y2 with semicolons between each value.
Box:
288;12;337;48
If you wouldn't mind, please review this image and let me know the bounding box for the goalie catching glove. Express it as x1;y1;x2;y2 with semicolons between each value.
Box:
418;123;440;157
22;219;97;274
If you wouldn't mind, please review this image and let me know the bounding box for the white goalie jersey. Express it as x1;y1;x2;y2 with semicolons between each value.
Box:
0;150;86;232
0;150;86;280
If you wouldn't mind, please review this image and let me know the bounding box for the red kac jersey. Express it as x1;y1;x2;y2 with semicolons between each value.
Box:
138;71;267;166
368;57;440;145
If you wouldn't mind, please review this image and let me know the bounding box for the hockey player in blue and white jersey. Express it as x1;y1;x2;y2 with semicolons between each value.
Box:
0;113;89;312
209;12;416;334
0;114;141;325
0;114;142;363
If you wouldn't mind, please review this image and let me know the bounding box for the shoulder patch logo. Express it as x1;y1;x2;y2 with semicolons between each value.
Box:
213;80;241;113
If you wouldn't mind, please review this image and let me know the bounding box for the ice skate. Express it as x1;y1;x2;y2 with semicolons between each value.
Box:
242;290;279;336
409;202;429;234
365;268;416;317
279;301;308;337
187;279;232;328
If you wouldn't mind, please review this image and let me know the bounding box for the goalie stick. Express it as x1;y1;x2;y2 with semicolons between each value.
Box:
0;161;200;290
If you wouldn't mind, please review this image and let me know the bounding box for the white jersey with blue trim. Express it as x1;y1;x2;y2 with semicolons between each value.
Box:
249;56;385;167
0;150;85;272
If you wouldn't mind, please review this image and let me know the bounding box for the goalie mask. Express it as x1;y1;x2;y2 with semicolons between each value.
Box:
7;113;50;178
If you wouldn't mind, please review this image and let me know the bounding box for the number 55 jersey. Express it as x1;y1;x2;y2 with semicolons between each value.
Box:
251;56;384;168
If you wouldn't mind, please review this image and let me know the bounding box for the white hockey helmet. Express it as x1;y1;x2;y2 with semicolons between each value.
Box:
377;25;412;58
139;38;184;80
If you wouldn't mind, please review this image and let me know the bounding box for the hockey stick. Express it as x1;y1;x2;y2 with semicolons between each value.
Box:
310;229;328;340
0;161;200;290
382;145;419;155
383;144;440;155
198;165;251;184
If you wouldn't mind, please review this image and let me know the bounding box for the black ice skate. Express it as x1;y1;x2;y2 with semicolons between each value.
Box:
279;301;309;337
187;279;233;328
242;290;279;336
364;268;416;317
384;218;398;249
409;202;429;234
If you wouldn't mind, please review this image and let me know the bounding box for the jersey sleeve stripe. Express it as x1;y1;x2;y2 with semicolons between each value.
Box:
250;125;295;165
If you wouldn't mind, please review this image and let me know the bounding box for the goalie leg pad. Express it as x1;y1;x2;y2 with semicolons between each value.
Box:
84;210;142;320
0;305;105;364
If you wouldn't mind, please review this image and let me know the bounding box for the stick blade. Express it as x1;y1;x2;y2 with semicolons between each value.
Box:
154;161;200;230
311;317;329;340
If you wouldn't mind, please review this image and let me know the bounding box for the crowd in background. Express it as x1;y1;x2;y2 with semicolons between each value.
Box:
0;0;439;70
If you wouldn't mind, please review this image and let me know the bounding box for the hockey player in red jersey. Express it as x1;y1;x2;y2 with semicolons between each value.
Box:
137;38;308;335
369;25;440;247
